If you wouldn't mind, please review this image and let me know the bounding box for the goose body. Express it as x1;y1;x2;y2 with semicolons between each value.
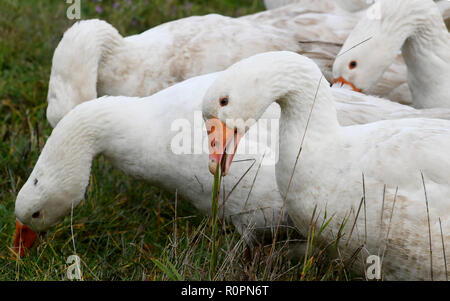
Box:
333;87;450;125
333;0;450;109
203;51;449;280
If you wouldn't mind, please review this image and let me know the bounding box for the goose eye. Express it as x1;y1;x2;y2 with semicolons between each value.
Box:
32;211;40;219
34;178;38;186
349;61;357;69
220;97;229;107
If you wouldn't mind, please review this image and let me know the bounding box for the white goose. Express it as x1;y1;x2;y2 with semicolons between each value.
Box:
203;51;449;281
333;0;450;109
15;66;450;256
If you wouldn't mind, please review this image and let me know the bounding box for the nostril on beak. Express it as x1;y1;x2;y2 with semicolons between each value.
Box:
208;158;218;175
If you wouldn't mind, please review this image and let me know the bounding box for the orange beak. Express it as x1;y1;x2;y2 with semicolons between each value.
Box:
13;220;38;257
332;77;361;93
205;117;243;176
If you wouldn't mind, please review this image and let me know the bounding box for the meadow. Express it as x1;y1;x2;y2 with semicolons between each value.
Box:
0;0;352;281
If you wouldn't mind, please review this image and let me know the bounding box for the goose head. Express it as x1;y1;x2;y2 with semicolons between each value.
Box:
14;117;94;256
202;53;287;176
332;1;403;94
203;51;330;176
332;0;445;94
14;162;89;256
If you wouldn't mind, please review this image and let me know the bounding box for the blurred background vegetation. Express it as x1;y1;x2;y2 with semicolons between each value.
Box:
0;0;349;281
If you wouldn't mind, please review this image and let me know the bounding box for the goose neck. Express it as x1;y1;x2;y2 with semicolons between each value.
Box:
276;76;341;144
41;103;110;181
401;12;450;108
379;0;450;107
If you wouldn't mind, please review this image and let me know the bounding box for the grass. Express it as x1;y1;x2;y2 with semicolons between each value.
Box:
0;0;354;281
